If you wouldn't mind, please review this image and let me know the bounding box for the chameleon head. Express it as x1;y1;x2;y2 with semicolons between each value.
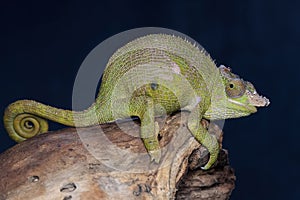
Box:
204;65;270;120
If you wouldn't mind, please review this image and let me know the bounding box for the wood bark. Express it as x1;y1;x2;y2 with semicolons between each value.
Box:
0;112;235;200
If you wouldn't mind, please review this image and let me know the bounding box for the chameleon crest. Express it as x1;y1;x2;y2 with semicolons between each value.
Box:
3;34;269;170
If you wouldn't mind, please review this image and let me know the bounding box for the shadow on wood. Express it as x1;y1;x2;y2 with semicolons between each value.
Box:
0;112;235;200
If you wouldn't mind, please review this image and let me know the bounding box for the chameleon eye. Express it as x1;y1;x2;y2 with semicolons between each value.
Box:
225;79;246;98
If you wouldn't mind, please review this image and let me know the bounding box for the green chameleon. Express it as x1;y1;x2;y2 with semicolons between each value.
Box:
3;34;270;170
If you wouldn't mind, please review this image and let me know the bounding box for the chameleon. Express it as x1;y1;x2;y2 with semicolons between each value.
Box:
3;34;270;170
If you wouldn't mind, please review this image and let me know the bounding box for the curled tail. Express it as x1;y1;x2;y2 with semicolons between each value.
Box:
3;100;99;142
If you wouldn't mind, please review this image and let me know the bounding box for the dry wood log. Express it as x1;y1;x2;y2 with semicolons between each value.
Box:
0;112;235;200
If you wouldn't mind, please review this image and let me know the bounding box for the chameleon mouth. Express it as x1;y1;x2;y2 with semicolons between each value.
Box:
246;91;270;107
228;90;270;114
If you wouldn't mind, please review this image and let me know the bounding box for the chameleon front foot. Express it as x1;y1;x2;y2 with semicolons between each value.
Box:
200;150;218;170
187;106;220;170
200;135;219;170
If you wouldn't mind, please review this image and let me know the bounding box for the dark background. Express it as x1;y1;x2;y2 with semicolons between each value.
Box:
0;0;299;199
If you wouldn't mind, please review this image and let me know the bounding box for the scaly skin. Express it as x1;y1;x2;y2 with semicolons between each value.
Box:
3;34;270;170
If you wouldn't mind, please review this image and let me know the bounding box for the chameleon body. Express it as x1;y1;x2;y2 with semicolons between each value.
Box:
3;34;270;170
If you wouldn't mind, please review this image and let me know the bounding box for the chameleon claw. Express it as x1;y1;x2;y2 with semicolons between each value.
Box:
200;146;219;170
149;149;161;163
154;121;160;135
201;164;211;170
200;159;214;170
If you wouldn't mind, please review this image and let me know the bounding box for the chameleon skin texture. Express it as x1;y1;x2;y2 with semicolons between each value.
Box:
3;34;270;170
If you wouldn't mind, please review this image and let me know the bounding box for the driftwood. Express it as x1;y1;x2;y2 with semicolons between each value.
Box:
0;112;235;200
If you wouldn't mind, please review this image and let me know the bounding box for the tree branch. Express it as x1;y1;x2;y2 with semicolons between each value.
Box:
0;112;235;200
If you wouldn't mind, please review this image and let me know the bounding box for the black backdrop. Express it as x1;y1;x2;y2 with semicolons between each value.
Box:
0;1;299;199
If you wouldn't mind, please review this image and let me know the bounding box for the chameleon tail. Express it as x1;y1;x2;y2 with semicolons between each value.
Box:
3;100;99;142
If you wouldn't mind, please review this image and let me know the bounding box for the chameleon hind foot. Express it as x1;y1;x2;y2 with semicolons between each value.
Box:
149;149;162;163
143;140;161;163
142;121;161;163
